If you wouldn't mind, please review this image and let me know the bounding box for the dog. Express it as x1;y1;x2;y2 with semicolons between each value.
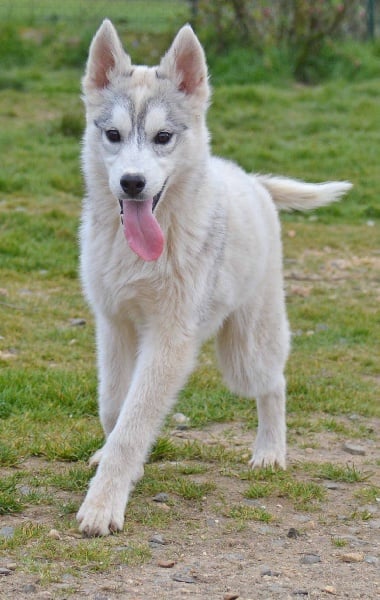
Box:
77;19;351;536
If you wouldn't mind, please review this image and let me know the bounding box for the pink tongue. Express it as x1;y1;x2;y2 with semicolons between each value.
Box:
122;199;164;261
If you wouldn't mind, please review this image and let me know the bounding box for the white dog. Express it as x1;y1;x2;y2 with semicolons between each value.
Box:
77;19;351;536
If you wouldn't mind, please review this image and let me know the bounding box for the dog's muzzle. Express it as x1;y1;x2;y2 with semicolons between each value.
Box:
119;179;167;224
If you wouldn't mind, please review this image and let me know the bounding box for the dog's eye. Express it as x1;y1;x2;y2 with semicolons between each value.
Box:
154;131;173;145
105;129;121;143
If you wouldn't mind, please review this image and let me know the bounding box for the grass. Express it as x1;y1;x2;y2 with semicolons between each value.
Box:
331;537;348;548
0;1;379;588
135;462;217;501
0;474;24;515
1;521;151;583
0;0;187;34
354;486;380;503
227;504;273;524
245;478;326;512
242;466;327;511
304;463;371;483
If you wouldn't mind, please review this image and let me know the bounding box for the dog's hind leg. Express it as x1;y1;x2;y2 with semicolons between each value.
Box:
216;296;290;469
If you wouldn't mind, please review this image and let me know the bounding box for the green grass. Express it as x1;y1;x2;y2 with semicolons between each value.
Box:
0;443;19;467
0;474;24;514
48;465;93;492
0;0;187;34
243;467;326;511
304;463;371;483
331;537;348;548
135;462;216;501
1;520;151;583
0;2;379;585
227;504;273;524
354;486;380;504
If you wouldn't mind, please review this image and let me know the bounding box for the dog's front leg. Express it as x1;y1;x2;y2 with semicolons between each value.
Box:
96;314;138;437
77;330;197;536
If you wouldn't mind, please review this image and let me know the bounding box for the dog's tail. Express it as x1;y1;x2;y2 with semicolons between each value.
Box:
256;174;352;211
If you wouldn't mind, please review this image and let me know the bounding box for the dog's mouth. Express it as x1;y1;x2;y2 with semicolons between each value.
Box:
118;181;167;262
119;186;164;219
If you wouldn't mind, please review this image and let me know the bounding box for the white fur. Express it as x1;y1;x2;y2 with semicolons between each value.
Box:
77;20;352;536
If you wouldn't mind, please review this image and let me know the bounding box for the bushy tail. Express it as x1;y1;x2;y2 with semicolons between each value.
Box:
256;174;352;211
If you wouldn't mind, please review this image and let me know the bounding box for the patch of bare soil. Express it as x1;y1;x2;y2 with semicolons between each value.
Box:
1;416;379;600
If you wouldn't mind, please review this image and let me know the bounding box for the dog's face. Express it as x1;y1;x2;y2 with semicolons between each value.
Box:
82;20;210;261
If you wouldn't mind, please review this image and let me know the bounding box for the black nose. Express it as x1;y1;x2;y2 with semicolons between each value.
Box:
120;173;146;197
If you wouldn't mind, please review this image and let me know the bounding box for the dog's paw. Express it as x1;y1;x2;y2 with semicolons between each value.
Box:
249;449;286;470
89;448;104;468
77;491;125;537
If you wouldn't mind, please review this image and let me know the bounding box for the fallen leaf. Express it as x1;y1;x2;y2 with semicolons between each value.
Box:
0;351;17;360
289;285;312;297
48;528;61;540
158;560;176;568
323;586;337;595
340;552;364;563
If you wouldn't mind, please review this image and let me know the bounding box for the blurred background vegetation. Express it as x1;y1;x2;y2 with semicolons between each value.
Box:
0;0;379;87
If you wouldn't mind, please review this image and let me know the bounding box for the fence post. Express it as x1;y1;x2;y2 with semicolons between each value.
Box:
367;0;375;39
188;0;199;26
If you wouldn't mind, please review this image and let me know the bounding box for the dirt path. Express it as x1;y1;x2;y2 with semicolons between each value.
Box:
1;417;379;599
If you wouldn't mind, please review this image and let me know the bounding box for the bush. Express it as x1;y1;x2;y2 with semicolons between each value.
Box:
194;0;368;82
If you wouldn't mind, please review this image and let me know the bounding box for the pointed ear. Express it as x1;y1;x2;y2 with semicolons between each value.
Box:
159;25;209;102
83;19;131;92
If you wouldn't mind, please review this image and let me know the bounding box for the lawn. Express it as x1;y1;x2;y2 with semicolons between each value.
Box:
0;3;379;596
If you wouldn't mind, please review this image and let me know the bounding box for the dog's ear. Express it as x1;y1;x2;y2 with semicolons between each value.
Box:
83;19;131;91
159;25;209;102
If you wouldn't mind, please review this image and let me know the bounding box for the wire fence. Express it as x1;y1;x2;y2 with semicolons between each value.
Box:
0;1;378;39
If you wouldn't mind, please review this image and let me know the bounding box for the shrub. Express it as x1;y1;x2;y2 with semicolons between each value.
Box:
194;0;367;82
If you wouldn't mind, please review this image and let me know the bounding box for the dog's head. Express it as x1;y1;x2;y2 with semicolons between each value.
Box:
82;20;210;261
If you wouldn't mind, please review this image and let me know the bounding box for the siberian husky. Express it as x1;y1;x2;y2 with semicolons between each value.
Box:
77;19;351;536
